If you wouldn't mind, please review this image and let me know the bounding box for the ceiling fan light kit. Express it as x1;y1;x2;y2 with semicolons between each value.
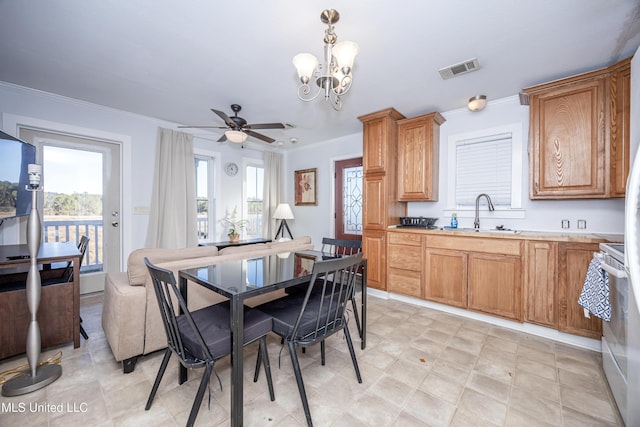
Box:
225;130;247;143
293;9;359;110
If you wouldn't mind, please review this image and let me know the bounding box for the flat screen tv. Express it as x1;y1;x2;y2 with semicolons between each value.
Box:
0;130;37;220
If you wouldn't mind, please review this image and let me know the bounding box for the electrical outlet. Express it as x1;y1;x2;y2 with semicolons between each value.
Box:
578;219;587;229
562;219;570;229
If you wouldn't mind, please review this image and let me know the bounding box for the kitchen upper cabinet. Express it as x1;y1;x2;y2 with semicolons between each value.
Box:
525;241;558;328
397;112;445;201
359;108;406;291
363;175;385;230
558;242;602;339
523;56;632;199
361;108;405;174
528;76;606;198
609;58;631;197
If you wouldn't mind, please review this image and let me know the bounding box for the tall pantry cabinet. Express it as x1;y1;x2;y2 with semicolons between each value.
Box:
358;108;406;290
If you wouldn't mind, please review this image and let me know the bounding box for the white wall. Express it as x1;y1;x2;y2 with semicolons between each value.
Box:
0;82;268;263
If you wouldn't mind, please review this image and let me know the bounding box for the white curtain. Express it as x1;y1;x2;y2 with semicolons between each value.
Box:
146;128;198;248
262;151;283;239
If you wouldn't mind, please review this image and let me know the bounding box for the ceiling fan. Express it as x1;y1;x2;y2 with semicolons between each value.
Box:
179;104;289;144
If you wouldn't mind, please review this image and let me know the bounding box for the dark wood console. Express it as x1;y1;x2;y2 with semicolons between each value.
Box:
0;242;81;360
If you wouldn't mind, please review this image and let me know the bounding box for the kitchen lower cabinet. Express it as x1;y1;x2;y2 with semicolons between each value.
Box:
468;252;523;321
558;242;602;339
363;231;386;291
424;248;467;308
424;235;523;320
382;229;607;339
525;241;559;328
387;232;422;297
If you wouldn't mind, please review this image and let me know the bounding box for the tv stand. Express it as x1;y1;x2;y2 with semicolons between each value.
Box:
0;242;81;360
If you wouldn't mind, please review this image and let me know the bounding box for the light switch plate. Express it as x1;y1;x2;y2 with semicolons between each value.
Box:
562;219;570;229
578;219;586;229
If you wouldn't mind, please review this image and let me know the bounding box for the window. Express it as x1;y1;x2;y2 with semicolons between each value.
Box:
245;164;264;237
195;155;216;242
447;124;523;213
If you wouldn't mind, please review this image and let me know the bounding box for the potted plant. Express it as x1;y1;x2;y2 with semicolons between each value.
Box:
220;207;248;243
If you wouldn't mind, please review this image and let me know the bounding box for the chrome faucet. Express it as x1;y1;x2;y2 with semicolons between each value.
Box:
474;193;495;230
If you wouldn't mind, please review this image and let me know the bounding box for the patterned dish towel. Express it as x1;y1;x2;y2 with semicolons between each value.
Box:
578;255;611;321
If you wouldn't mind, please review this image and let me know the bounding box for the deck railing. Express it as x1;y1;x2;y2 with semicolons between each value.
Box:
43;217;261;271
43;219;103;273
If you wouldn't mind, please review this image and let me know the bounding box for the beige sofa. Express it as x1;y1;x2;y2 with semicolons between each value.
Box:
101;237;314;373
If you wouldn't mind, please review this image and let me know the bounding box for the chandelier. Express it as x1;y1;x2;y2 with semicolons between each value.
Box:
292;9;359;111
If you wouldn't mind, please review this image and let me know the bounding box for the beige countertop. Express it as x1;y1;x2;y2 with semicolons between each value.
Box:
387;226;623;244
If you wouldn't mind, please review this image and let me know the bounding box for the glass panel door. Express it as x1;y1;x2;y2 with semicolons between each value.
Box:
19;128;121;294
335;157;363;240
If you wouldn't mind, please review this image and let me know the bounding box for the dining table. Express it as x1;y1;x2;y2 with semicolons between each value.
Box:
178;249;367;427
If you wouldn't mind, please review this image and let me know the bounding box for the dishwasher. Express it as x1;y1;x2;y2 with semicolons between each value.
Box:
598;243;628;425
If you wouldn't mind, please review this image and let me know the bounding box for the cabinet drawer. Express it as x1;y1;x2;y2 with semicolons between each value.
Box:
388;268;422;298
388;232;422;246
426;235;522;256
388;243;422;271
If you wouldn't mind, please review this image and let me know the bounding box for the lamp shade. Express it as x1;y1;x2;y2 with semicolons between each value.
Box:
273;203;294;220
225;130;248;143
292;53;319;81
332;41;359;70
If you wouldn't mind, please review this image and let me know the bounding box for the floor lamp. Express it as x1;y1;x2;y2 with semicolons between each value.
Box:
273;203;294;240
2;164;62;396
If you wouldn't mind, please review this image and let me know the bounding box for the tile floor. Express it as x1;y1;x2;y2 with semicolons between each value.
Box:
0;293;624;426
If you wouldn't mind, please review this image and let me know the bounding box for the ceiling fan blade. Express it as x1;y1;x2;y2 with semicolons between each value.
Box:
211;108;237;128
245;130;275;143
217;134;227;142
245;122;286;130
178;125;227;129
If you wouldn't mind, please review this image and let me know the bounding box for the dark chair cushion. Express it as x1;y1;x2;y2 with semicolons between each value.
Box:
177;301;272;360
259;292;342;341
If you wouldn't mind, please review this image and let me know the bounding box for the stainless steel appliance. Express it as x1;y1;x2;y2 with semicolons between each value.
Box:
623;47;640;427
599;243;628;425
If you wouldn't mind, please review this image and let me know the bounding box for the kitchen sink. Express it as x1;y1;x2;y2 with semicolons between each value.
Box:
438;227;521;234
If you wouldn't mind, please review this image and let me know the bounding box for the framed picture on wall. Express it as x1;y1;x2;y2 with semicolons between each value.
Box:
294;168;317;206
294;252;316;277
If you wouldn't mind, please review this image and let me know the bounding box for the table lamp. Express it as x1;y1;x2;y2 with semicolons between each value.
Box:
273;203;294;240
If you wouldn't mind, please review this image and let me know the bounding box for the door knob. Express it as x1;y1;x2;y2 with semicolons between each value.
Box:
111;221;119;228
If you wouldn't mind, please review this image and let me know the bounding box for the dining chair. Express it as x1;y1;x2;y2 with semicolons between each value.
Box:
143;258;275;427
255;252;364;427
45;235;90;339
320;237;364;341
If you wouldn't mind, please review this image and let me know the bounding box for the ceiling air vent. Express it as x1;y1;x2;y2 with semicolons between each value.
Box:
438;58;480;80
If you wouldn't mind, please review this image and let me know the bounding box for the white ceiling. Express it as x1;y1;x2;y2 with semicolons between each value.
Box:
1;1;639;148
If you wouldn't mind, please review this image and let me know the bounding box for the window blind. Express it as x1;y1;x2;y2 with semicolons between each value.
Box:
455;133;512;207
